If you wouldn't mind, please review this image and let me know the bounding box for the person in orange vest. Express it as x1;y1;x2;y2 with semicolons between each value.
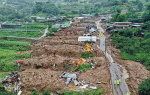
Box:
114;79;117;88
111;50;113;54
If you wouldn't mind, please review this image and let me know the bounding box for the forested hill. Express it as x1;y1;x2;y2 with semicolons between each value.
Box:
57;0;150;17
0;0;150;22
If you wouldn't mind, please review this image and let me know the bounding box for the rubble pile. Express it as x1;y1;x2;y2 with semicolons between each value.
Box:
1;72;22;94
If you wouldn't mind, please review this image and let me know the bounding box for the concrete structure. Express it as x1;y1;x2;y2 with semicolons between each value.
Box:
78;36;96;42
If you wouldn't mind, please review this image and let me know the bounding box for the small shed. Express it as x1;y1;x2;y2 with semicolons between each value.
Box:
78;36;97;42
51;24;62;28
101;17;106;20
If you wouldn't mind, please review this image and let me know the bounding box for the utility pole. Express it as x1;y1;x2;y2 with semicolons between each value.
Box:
105;38;106;67
26;21;27;36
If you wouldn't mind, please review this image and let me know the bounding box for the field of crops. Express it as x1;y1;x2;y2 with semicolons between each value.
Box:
0;39;31;72
0;22;47;38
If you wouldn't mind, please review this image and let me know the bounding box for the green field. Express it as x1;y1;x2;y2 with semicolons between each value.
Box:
0;39;31;72
0;23;47;38
0;40;30;45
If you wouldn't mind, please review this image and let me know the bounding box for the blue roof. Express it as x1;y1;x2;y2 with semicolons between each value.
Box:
107;26;113;29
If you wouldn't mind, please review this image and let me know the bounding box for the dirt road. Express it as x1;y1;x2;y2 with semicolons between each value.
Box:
95;20;130;95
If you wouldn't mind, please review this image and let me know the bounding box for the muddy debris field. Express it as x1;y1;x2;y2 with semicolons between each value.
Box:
19;18;111;95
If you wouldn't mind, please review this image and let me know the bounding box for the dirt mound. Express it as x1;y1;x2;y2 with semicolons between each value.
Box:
31;44;82;58
20;69;67;95
22;55;81;70
123;60;150;95
80;57;111;95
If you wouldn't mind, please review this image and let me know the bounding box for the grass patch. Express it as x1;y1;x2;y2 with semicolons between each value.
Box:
0;40;30;45
81;52;94;59
0;72;9;80
43;90;51;95
0;43;30;51
77;64;92;71
0;50;30;72
61;87;104;95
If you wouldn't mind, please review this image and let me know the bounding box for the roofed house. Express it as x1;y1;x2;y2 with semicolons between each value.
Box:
60;23;71;29
51;24;62;28
113;22;132;29
1;24;22;28
36;17;46;22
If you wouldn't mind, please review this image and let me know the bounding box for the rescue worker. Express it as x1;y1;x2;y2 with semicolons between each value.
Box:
117;79;120;86
114;79;116;88
119;79;121;83
18;62;20;70
111;49;113;54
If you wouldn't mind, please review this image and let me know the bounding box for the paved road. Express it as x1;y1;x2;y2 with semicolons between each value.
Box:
95;20;129;95
38;28;48;39
1;28;48;40
99;36;105;51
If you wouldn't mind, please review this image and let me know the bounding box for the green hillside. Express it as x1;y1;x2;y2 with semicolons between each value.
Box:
0;0;150;22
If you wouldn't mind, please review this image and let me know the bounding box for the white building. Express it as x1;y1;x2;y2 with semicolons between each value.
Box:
78;36;97;42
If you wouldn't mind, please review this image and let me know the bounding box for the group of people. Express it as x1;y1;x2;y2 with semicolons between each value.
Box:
114;79;121;87
114;79;130;95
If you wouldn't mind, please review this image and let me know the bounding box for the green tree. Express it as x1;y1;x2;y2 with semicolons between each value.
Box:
117;14;127;22
32;2;59;15
138;78;150;95
116;8;121;14
138;2;143;11
142;4;150;22
122;0;128;3
94;13;99;16
136;0;139;4
32;2;43;14
145;0;149;2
